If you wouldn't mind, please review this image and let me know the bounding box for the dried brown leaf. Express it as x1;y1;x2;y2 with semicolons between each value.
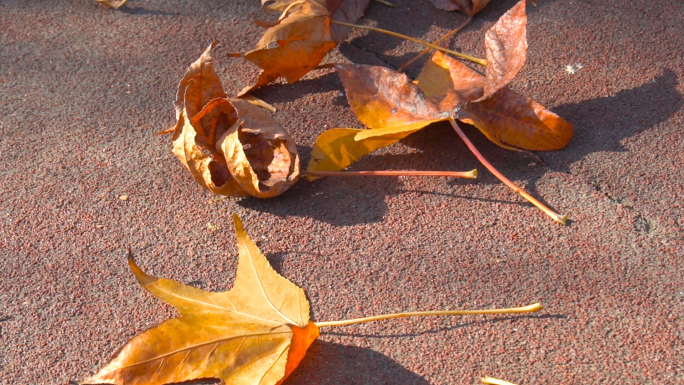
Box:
459;87;573;151
171;44;299;198
477;0;527;101
220;99;300;198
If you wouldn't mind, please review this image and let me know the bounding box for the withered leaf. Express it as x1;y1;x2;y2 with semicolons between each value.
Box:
307;123;427;177
237;0;371;94
260;0;371;42
171;43;299;198
458;87;573;151
82;215;319;385
428;0;490;16
95;0;129;8
235;0;336;95
309;1;571;175
476;0;527;101
334;63;450;129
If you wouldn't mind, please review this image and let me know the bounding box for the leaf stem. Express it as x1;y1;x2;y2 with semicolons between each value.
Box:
302;169;477;179
448;119;567;225
397;17;472;72
330;20;487;66
315;303;541;328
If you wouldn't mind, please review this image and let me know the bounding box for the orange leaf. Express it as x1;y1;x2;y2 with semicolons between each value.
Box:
306;123;432;178
239;0;372;93
335;63;450;129
171;44;299;198
428;0;490;16
82;215;319;385
260;0;371;42
414;51;484;106
458;87;573;151
476;0;527;101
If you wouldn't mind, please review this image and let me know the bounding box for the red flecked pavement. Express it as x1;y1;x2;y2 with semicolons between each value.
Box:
1;0;683;384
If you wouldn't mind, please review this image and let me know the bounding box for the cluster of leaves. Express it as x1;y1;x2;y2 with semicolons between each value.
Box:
308;1;572;175
82;1;567;384
82;216;541;385
159;0;571;224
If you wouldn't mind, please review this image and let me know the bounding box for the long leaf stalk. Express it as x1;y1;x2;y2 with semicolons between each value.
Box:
397;16;472;72
315;302;542;328
449;119;567;225
330;20;487;66
303;169;477;179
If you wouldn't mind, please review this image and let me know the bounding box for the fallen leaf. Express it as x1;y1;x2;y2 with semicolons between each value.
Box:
171;43;299;198
81;215;319;385
84;215;546;383
428;0;490;15
476;0;527;101
95;0;128;8
235;0;371;94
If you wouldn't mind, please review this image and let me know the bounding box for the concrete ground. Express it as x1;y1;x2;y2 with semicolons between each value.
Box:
0;0;682;384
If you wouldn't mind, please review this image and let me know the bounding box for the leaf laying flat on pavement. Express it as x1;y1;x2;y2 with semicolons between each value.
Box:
237;0;371;94
459;87;574;151
260;0;371;42
171;43;299;197
334;63;451;129
308;2;571;223
82;215;319;385
306;123;430;177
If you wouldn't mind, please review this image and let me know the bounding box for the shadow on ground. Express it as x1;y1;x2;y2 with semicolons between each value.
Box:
286;341;430;385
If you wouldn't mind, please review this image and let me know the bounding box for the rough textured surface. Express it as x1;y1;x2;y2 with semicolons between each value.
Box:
0;0;682;384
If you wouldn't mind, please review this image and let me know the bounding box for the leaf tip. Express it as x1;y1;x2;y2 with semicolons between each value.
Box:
127;250;156;286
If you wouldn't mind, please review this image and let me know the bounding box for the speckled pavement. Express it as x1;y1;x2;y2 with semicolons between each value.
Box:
0;0;682;384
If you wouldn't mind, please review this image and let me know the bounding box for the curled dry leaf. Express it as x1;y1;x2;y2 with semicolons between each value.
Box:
81;215;319;385
171;43;299;198
236;0;371;95
428;0;490;15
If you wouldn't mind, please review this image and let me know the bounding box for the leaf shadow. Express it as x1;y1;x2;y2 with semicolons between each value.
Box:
285;340;430;385
548;68;682;170
117;5;178;16
236;147;399;226
249;71;342;105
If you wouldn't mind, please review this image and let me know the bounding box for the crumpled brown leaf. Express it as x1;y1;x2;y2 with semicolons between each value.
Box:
476;0;527;101
428;0;490;15
95;0;128;8
82;215;319;385
235;0;371;95
172;43;299;198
